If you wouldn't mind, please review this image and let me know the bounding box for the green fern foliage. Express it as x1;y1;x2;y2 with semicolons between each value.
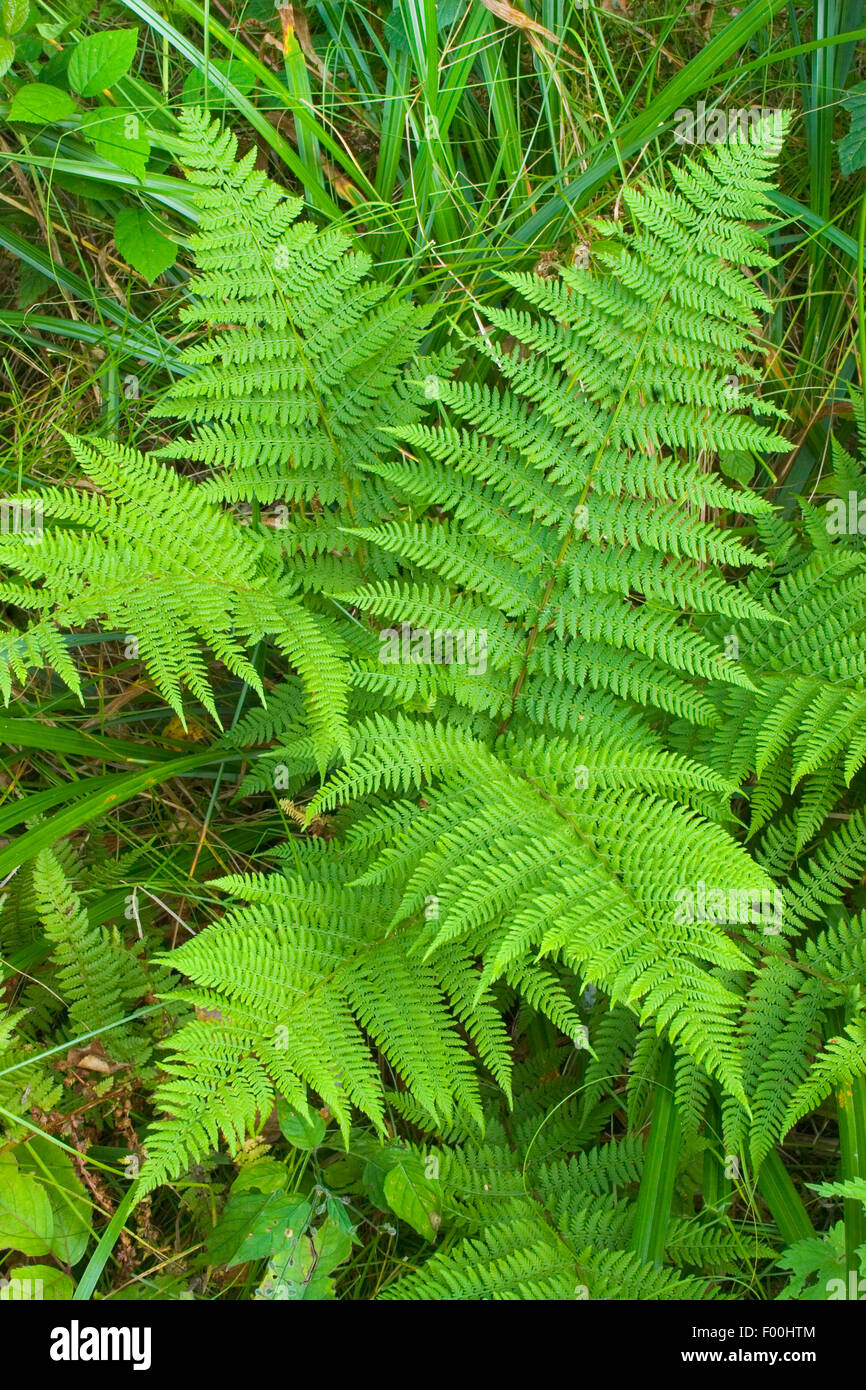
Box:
679;409;866;852
139;841;513;1191
133;117;811;1190
0;434;349;763
0;109;454;769
156;108;445;597
380;1056;774;1300
24;849;148;1064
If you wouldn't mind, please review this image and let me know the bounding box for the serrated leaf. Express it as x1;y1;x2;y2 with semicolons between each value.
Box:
777;1223;848;1300
0;35;13;76
261;1218;352;1300
808;1176;866;1204
8;82;75;123
68;26;138;97
35;20;64;39
113;208;176;283
79;106;149;180
230;1158;289;1195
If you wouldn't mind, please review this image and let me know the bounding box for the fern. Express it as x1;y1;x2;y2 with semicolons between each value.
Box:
30;849;149;1064
0;434;350;767
129;115;810;1188
155;107;444;597
379;1059;772;1300
0;109;449;771
679;410;866;850
138;842;514;1192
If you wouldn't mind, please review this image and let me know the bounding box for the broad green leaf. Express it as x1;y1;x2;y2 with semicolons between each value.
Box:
15;262;54;311
383;1155;440;1241
262;1219;352;1300
2;0;28;34
18;1137;91;1266
0;1264;74;1300
230;1159;289;1195
79;106;149;180
68;26;138;96
719;449;754;487
0;36;13;76
41;44;71;83
0;1158;53;1256
11;28;33;58
361;1142;437;1220
113;208;176;283
324;1194;355;1236
318;1155;363;1192
8;82;75;123
205;1190;312;1267
277;1098;326;1150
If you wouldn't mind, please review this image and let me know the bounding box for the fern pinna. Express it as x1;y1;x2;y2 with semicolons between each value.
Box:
664;412;866;1175
677;405;866;853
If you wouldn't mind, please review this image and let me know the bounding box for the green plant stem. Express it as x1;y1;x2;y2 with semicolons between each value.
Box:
74;1185;141;1301
701;1092;730;1214
631;1047;680;1267
756;1148;815;1245
857;183;866;386
838;1074;866;1273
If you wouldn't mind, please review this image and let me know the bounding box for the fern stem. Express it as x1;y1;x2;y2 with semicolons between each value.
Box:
837;1073;866;1274
755;1148;814;1246
701;1092;730;1214
857;182;866;387
630;1046;680;1267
